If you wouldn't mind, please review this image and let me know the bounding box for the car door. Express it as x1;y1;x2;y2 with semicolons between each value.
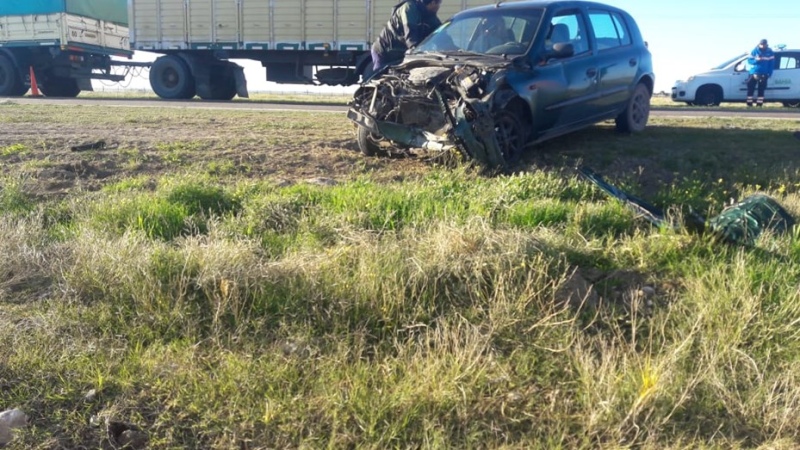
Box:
729;57;751;100
528;8;601;137
770;52;800;101
586;8;638;115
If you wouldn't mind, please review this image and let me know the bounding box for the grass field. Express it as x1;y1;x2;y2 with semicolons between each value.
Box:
2;103;800;448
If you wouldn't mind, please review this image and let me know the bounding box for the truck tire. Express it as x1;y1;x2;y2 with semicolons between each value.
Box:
0;55;27;96
197;74;236;101
615;83;650;133
150;55;196;99
39;75;80;98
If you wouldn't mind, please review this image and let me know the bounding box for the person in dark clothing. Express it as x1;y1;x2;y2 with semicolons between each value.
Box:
371;0;443;72
746;39;775;107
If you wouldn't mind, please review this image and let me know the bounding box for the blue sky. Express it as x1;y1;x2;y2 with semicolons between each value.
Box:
111;0;799;94
602;0;800;92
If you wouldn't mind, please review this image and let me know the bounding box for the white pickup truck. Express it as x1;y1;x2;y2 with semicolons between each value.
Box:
671;48;800;107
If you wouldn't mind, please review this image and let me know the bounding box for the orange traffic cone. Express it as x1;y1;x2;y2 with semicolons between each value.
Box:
29;67;41;97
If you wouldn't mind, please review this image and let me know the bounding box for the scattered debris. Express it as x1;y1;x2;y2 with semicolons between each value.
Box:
84;388;98;402
305;177;337;186
70;140;106;152
0;408;28;445
106;420;149;450
578;166;795;246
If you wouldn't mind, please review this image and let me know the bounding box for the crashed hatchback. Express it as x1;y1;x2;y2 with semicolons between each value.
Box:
348;0;655;169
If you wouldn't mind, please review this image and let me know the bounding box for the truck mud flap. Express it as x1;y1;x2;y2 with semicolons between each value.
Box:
233;65;248;98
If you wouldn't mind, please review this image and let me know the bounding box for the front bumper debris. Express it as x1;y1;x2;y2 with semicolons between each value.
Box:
347;95;506;169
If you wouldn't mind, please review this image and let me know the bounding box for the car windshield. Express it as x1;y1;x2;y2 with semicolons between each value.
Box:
712;54;747;70
412;8;544;56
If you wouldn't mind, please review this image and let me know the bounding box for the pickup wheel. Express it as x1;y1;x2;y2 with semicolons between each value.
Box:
39;75;80;98
694;85;722;106
150;55;196;99
357;125;385;156
615;83;650;133
0;55;27;96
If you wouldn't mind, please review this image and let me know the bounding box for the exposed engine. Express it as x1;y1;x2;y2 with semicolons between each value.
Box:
348;62;513;169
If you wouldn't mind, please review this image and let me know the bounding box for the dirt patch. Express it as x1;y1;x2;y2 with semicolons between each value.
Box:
0;106;432;199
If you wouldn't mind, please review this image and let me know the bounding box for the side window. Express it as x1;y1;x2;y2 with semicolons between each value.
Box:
776;55;800;70
546;10;590;56
589;9;632;50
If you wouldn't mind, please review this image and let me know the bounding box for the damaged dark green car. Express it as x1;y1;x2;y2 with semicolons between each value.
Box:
348;0;655;169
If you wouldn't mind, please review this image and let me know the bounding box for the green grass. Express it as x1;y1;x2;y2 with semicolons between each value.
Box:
3;104;800;448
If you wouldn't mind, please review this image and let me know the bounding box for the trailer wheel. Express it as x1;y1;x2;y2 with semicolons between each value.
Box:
39;76;80;98
196;63;238;101
150;55;196;99
0;55;27;96
197;75;236;101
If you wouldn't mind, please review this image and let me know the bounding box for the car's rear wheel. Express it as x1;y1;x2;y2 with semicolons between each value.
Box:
357;125;385;156
694;85;722;106
782;101;800;108
494;109;525;164
615;83;650;133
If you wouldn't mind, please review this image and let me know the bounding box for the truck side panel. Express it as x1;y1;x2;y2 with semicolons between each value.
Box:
0;13;129;54
272;2;304;48
188;1;213;45
213;0;239;45
131;0;507;51
241;1;269;47
0;14;61;46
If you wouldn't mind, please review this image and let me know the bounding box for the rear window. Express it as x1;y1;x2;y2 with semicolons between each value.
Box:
588;10;632;50
777;54;800;70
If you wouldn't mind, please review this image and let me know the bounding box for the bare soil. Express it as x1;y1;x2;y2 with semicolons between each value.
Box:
0;104;432;199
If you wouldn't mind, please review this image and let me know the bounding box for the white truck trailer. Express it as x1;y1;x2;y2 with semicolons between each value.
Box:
0;0;133;97
129;0;499;100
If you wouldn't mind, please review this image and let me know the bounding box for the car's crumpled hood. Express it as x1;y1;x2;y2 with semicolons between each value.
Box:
348;55;517;171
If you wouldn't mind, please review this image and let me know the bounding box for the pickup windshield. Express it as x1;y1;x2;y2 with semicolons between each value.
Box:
412;8;544;56
713;54;747;70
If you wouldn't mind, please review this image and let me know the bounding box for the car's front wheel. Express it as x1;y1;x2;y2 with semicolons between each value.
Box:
357;125;385;156
494;109;525;164
615;83;650;133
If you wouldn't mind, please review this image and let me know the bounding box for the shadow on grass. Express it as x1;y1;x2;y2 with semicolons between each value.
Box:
518;122;800;212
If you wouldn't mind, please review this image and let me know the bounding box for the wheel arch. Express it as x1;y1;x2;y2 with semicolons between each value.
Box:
636;74;654;96
493;90;533;142
695;83;724;102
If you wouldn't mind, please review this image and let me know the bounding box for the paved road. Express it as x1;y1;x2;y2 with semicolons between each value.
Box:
5;96;800;119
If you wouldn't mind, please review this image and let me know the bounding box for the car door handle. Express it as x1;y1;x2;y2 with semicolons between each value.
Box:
586;68;597;78
629;58;637;67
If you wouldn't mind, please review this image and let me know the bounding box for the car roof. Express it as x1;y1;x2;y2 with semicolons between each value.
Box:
460;0;628;13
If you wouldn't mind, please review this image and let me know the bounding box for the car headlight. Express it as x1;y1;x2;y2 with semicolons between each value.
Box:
687;76;695;82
